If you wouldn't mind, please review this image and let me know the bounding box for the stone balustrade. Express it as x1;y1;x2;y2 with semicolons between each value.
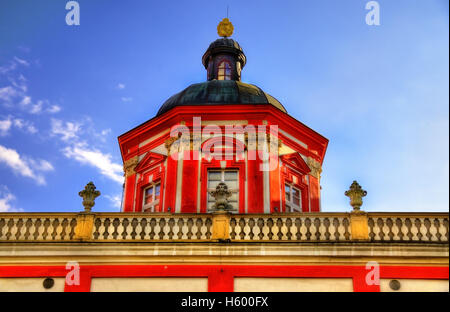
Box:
92;214;212;241
0;212;448;243
229;214;351;241
0;214;78;242
367;213;449;242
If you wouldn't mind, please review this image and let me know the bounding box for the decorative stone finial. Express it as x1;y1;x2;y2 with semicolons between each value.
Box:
79;182;100;212
209;182;234;211
217;18;234;37
345;181;367;212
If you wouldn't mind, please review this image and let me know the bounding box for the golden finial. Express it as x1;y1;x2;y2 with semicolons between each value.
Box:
217;18;234;38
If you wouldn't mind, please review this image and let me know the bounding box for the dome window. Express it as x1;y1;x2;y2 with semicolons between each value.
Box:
217;61;232;80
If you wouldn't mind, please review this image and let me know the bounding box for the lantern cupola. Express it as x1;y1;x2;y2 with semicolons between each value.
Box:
202;18;246;81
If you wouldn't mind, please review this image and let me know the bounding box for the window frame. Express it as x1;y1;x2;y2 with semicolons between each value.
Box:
217;60;232;80
206;169;240;212
142;182;161;213
284;183;302;213
200;159;245;213
281;168;309;213
135;161;166;213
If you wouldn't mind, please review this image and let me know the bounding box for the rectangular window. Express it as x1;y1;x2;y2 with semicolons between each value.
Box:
285;183;302;212
218;61;232;80
143;183;160;212
207;169;239;211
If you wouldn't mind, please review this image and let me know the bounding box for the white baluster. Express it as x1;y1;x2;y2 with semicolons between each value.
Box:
36;219;45;240
124;219;133;240
429;219;438;242
372;220;381;241
309;220;318;241
299;220;308;241
200;218;209;240
243;219;251;240
153;220;161;240
135;218;143;240
438;219;448;242
9;219;18;241
261;221;270;241
46;219;55;241
173;219;181;240
116;219;125;240
162;219;171;240
410;220;420;241
97;219;106;240
419;220;428;242
55;219;64;240
279;218;288;241
391;220;400;241
318;218;327;240
143;218;152;240
28;218;37;240
18;219;28;240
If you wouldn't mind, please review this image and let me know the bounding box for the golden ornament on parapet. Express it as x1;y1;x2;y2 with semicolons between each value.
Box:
217;18;234;37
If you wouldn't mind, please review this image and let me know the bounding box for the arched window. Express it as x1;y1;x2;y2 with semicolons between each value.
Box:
217;61;232;80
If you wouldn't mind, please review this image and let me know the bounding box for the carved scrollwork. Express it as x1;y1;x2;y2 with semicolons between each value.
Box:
123;156;139;177
306;157;322;179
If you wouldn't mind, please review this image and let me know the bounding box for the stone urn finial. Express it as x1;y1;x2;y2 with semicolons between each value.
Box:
345;180;367;212
79;182;100;212
209;182;234;211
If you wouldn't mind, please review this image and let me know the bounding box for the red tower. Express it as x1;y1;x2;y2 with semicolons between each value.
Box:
118;24;328;215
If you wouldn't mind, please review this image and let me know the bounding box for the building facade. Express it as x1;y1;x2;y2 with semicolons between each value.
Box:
118;23;327;215
0;19;448;292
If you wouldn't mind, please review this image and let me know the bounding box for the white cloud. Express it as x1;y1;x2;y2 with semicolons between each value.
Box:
0;186;18;212
27;125;37;134
11;78;27;93
0;57;28;75
30;100;43;114
117;83;125;90
26;158;54;172
121;97;133;102
0;86;18;103
0;116;38;136
0;144;52;185
63;143;123;184
13;56;29;67
50;117;123;183
0;118;12;136
20;96;31;106
47;105;61;113
0;62;17;75
12;118;38;134
51;119;81;142
0;59;58;115
105;194;122;209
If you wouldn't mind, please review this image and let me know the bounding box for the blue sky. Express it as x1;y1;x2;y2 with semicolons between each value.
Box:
0;0;448;213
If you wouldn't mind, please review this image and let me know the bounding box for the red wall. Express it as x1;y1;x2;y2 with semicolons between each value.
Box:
1;264;447;292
